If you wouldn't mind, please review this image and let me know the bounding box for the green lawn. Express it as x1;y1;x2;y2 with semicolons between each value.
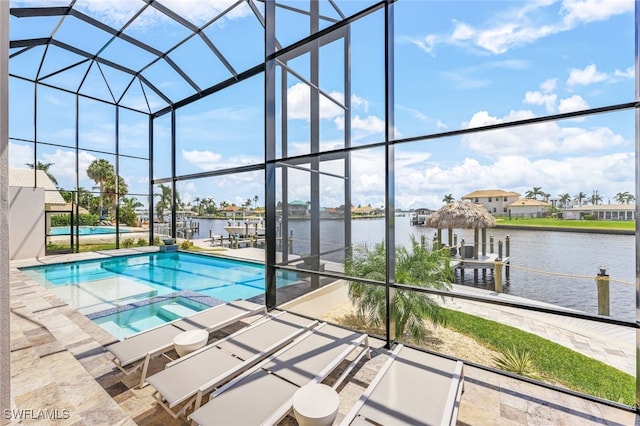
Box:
442;309;635;406
497;218;635;231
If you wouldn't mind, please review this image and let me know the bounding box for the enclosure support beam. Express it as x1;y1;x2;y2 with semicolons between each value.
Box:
384;1;396;348
0;0;11;422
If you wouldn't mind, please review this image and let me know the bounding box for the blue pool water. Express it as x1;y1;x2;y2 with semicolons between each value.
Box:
21;252;298;338
91;296;212;340
50;226;131;235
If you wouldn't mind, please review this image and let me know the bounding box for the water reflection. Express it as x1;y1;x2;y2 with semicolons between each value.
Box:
193;216;635;321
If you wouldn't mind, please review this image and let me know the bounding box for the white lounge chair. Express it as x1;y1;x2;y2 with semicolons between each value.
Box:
105;299;265;388
340;344;464;426
146;311;319;418
188;322;371;426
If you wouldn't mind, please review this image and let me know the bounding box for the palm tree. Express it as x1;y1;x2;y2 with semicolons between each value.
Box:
525;187;543;200
86;159;114;217
194;197;202;215
345;236;453;344
574;192;587;206
590;190;602;206
119;196;143;226
206;197;216;214
154;184;173;222
253;195;260;209
442;193;454;204
614;191;635;204
26;160;58;186
558;193;571;208
103;174;128;215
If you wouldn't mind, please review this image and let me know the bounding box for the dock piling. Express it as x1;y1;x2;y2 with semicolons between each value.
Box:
596;266;610;316
494;260;503;292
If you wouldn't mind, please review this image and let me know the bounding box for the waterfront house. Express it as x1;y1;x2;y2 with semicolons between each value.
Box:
563;204;635;221
352;206;378;217
461;189;521;216
508;198;551;218
288;200;310;217
220;205;242;218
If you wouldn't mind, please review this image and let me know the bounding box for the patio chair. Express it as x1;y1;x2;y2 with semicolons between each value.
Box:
340;344;464;426
146;311;320;418
188;322;371;426
105;299;265;388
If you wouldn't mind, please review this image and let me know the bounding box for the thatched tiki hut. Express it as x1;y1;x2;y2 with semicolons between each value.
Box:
425;201;496;258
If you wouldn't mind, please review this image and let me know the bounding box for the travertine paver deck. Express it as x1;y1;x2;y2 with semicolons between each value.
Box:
8;247;639;425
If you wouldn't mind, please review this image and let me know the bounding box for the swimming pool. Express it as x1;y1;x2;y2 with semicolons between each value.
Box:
49;226;132;235
21;252;299;338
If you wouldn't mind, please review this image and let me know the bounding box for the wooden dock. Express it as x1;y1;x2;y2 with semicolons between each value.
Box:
452;253;510;285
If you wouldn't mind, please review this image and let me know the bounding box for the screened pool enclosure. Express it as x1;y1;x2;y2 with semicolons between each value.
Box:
2;0;640;415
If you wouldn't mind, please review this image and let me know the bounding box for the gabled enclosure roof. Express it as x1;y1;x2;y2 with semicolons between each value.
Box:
9;0;270;114
9;0;376;115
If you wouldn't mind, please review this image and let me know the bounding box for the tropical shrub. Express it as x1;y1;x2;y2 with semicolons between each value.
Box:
121;238;135;248
493;345;541;380
345;236;454;343
179;240;194;250
50;213;100;227
136;238;148;246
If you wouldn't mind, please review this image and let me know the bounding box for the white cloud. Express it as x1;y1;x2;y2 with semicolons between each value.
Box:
540;78;557;93
613;66;634;79
558;94;589;113
411;0;633;55
336;115;386;141
566;64;608;86
561;0;634;26
523;91;557;112
463;109;626;157
286;83;386;141
181;149;264;172
287;83;343;121
8;142;33;169
393;151;633;210
64;0;250;29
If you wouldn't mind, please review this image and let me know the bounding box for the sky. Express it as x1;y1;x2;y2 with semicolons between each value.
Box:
7;0;637;211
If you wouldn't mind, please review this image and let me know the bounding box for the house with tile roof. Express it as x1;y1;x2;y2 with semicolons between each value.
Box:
461;189;521;216
508;198;551;218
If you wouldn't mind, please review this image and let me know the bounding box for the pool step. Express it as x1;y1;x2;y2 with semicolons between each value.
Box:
99;321;129;341
158;303;200;321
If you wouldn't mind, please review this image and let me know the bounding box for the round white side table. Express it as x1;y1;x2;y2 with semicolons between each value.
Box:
173;329;208;357
292;383;340;426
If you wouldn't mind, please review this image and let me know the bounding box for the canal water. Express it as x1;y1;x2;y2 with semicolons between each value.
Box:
190;216;636;321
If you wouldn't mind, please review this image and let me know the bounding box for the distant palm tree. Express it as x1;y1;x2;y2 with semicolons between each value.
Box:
442;193;454;204
590;190;602;206
525;186;543;200
154;184;172;222
103;174;128;215
87;159;115;217
558;193;571;208
26;160;59;186
574;192;587;206
253;195;260;209
194;197;201;215
614;191;635;204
